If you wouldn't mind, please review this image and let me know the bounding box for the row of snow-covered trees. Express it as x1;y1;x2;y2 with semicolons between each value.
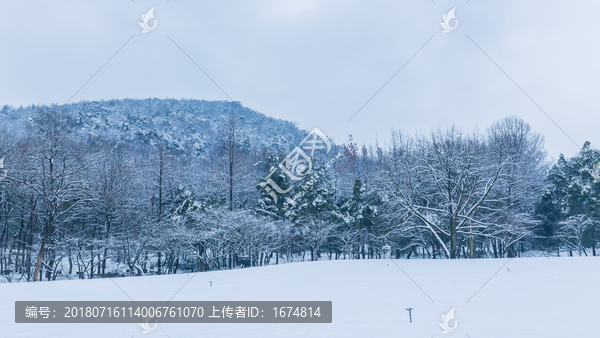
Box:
0;107;598;282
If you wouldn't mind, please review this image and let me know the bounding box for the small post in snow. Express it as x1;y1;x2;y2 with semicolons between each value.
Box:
405;308;413;323
210;281;212;287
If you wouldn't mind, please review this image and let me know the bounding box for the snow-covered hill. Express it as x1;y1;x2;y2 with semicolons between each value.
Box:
1;98;308;155
2;257;597;337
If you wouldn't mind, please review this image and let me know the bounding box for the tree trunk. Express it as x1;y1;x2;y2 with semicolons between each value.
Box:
157;252;162;274
158;145;163;221
449;223;457;259
33;235;49;282
229;152;234;210
469;237;474;259
102;219;111;276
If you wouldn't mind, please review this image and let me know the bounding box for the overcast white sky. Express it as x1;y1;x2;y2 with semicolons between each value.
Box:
1;0;599;158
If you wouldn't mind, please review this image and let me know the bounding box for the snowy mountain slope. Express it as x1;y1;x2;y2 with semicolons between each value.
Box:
1;98;308;155
2;257;598;338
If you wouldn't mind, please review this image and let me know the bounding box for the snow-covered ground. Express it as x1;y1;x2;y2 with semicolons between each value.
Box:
2;257;598;337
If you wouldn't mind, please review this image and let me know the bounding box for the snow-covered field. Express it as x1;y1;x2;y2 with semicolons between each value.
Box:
2;257;598;337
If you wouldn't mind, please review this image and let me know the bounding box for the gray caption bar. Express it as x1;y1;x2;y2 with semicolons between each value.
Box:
15;301;332;323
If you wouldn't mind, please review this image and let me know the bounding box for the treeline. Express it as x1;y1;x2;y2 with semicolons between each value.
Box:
0;107;598;282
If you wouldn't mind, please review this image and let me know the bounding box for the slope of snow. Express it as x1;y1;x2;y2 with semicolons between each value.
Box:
1;257;598;337
0;98;309;156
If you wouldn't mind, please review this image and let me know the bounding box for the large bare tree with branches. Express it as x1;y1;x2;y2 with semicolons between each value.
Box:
381;125;523;258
